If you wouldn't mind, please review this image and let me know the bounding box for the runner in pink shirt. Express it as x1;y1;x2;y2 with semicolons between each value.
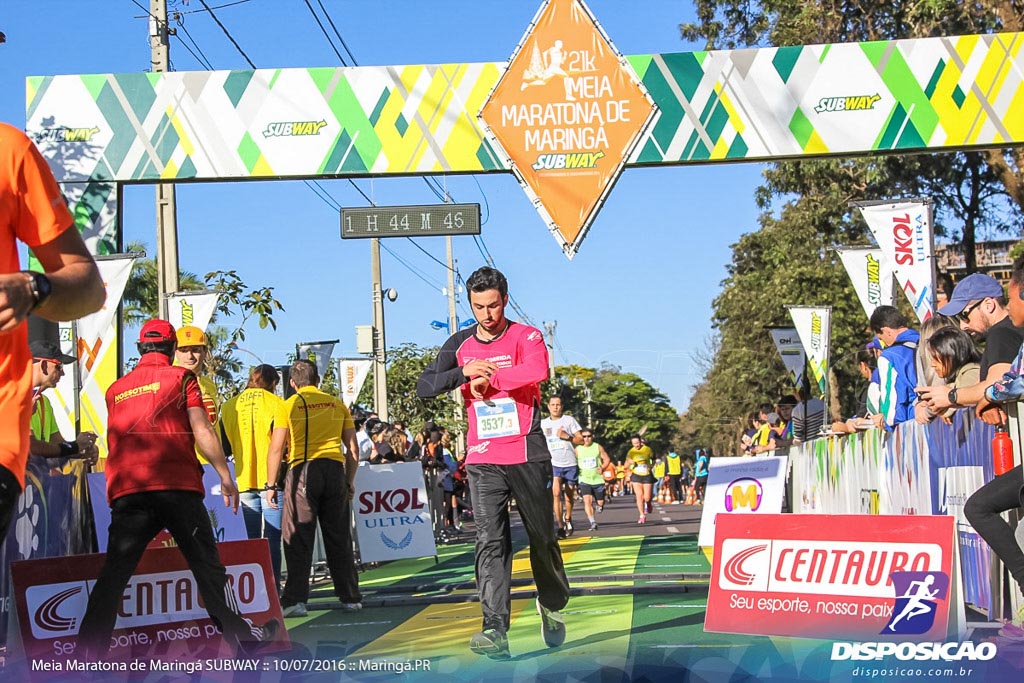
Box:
418;267;569;659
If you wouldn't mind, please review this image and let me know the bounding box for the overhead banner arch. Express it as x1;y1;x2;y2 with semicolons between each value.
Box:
26;15;1024;258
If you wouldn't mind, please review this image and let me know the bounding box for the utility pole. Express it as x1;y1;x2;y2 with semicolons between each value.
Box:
150;0;179;318
446;235;464;456
370;237;389;421
543;320;557;381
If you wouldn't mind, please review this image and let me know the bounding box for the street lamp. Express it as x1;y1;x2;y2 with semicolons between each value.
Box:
371;274;398;421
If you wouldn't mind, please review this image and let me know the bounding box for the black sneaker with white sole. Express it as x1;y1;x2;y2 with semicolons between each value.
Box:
536;598;566;648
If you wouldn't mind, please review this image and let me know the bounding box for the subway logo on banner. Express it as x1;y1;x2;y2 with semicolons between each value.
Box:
33;127;100;143
262;120;327;137
718;538;942;597
814;94;881;113
532;151;605;170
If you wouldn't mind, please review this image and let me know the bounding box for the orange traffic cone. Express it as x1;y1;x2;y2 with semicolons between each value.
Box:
685;485;696;505
663;482;674;504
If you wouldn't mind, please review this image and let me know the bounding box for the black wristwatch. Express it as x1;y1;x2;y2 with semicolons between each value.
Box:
263;482;280;492
947;387;959;406
24;270;52;310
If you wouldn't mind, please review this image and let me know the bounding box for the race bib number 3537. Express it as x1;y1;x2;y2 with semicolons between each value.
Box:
474;398;521;439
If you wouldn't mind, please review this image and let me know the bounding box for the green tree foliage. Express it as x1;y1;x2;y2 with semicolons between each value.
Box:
122;247;285;395
545;364;678;461
676;2;1024;452
357;343;466;435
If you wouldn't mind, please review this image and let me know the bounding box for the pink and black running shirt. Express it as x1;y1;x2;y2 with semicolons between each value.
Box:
417;322;549;466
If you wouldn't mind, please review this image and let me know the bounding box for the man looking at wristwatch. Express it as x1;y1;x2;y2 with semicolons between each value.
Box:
916;274;1024;416
0;122;105;542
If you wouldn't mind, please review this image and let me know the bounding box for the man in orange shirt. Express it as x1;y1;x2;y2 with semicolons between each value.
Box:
0;122;104;539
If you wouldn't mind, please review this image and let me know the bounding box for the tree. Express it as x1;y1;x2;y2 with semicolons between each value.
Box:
357;343;466;435
122;247;285;395
675;2;1024;450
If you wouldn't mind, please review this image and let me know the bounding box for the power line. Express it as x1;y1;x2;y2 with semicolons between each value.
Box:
315;0;359;66
197;0;256;68
174;16;216;69
179;0;252;14
301;0;348;65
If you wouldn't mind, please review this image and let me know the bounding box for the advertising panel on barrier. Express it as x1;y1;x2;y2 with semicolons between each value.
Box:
87;465;248;553
706;514;955;641
353;462;437;563
697;456;788;547
10;539;287;671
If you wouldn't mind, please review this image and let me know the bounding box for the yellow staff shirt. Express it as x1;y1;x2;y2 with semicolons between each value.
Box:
275;386;354;464
221;387;282;491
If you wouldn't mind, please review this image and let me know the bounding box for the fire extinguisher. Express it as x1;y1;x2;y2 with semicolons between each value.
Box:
993;424;1014;477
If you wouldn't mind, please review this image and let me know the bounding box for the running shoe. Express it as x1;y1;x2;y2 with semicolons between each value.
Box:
556;527;568;539
565;520;573;536
341;602;363;611
281;602;307;618
469;629;510;659
645;501;652;514
638;514;646;525
536;598;566;648
238;618;282;657
597;504;604;513
589;521;598;531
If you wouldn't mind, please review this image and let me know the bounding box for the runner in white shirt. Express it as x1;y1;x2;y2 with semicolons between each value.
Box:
541;396;583;537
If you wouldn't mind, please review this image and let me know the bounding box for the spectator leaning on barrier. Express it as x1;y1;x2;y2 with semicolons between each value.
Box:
791;381;827;443
869;305;920;430
0;122;105;541
917;273;1024;416
963;256;1024;640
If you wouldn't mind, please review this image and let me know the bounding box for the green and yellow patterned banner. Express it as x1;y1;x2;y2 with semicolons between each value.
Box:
26;32;1024;183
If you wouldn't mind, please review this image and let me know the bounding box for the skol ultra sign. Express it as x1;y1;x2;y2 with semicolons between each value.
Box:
479;0;656;258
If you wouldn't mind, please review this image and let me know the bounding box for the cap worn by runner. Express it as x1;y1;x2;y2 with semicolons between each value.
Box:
139;319;176;343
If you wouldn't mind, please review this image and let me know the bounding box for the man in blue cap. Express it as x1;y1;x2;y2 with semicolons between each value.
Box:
917;273;1024;415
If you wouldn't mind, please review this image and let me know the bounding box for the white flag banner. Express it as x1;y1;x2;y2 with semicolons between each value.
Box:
46;321;78;440
353;462;437;563
856;200;935;322
77;255;135;385
769;328;806;390
339;358;372;407
787;306;831;397
167;291;219;333
837;247;894;319
297;341;337;379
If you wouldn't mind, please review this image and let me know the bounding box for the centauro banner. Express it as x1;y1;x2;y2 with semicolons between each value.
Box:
166;291;219;334
768;328;806;390
28;24;1024;259
478;0;656;257
787;306;831;398
837;247;895;319
855;199;935;323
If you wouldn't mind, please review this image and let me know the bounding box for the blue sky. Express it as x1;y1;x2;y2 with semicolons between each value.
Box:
1;0;767;412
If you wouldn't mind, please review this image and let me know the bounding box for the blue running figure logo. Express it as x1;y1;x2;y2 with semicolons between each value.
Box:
883;571;949;635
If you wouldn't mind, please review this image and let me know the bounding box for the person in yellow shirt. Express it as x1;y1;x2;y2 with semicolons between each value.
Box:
625;435;655;524
221;364;284;585
175;325;220;462
265;359;361;617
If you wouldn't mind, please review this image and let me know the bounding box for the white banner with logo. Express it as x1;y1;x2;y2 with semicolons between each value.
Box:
769;328;806;390
45;322;78;442
856;199;935;322
353;462;436;563
697;456;788;547
63;255;136;459
297;340;337;379
339;358;373;407
837;247;894;319
166;291;219;333
787;306;831;397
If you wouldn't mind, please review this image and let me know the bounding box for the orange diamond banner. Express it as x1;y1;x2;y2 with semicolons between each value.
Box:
480;0;657;259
